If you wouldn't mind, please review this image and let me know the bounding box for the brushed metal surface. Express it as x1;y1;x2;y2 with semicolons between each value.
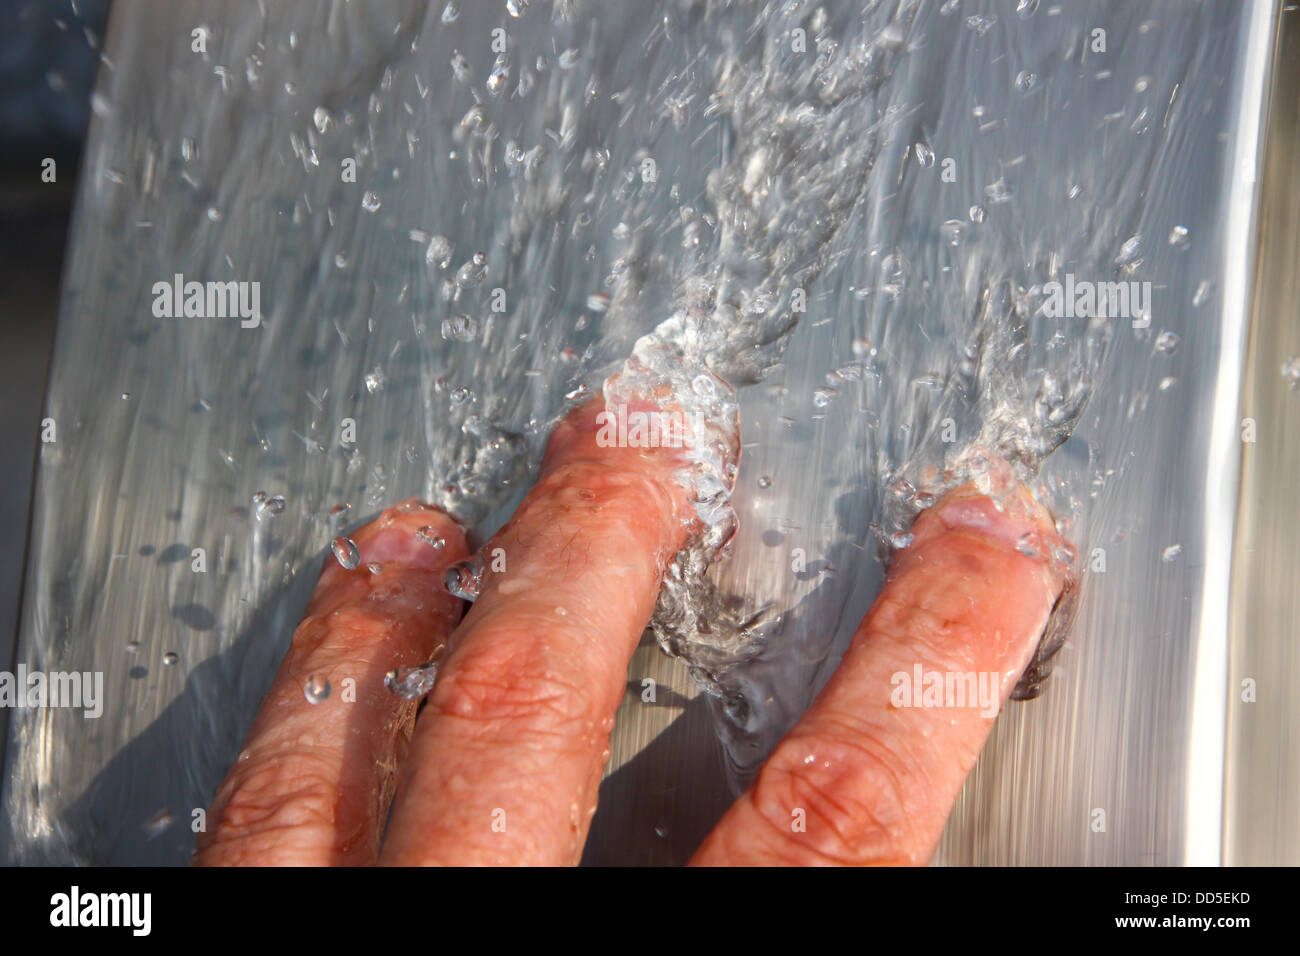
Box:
1224;3;1300;867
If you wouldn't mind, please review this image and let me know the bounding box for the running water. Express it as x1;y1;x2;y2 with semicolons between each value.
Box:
3;0;1253;864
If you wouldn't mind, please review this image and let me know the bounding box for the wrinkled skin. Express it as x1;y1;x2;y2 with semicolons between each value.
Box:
196;399;1065;866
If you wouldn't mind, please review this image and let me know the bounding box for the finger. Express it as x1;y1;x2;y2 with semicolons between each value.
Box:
691;481;1068;866
195;500;469;866
380;398;693;865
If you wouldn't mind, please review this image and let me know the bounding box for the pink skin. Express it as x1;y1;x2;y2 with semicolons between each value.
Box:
690;482;1068;865
199;398;1067;866
379;397;692;864
195;501;469;866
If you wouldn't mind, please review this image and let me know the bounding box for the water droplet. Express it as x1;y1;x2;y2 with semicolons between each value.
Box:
450;52;470;82
441;314;478;342
1192;280;1213;307
1161;544;1182;562
1154;331;1181;355
426;235;453;269
304;675;331;704
361;191;382;213
654;823;669;839
416;526;446;549
125;640;140;654
1014;70;1036;93
367;562;384;575
852;337;877;359
253;493;285;520
445;556;483;601
1015;0;1039;18
441;1;459;24
968;203;987;224
1115;234;1143;270
586;292;610;312
1158;376;1177;391
386;662;440;700
1016;534;1040;558
332;537;360;570
691;374;717;398
914;142;935;168
558;48;580;70
334;252;349;269
984;179;1013;204
312;106;332;133
487;55;510;95
364;367;387;394
450;386;475;406
757;475;772;489
162;652;178;667
813;387;837;408
1168;225;1190;249
1282;356;1300;389
890;530;915;549
965;14;996;36
564;383;591;402
940;219;964;246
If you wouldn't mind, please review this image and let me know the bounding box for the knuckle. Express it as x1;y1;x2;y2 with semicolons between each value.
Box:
200;756;341;861
429;639;594;733
750;727;927;865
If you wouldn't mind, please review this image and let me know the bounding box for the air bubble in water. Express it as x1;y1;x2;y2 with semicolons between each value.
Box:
441;2;459;23
361;191;382;213
332;537;360;570
691;374;717;398
1014;71;1036;93
416;526;446;549
890;531;915;549
450;386;475;406
386;662;440;700
1016;0;1039;18
445;557;483;601
365;367;387;394
1154;331;1181;355
162;652;178;667
303;676;331;704
965;14;996;36
1162;544;1182;562
757;476;772;489
558;48;580;70
914;142;935;168
968;204;987;223
940;219;964;246
813;387;837;408
1168;225;1190;248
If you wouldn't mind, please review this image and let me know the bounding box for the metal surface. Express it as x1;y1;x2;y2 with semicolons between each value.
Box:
1224;4;1300;867
1;0;1290;865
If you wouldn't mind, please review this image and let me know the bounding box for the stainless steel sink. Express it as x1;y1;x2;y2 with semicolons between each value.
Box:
2;0;1294;866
